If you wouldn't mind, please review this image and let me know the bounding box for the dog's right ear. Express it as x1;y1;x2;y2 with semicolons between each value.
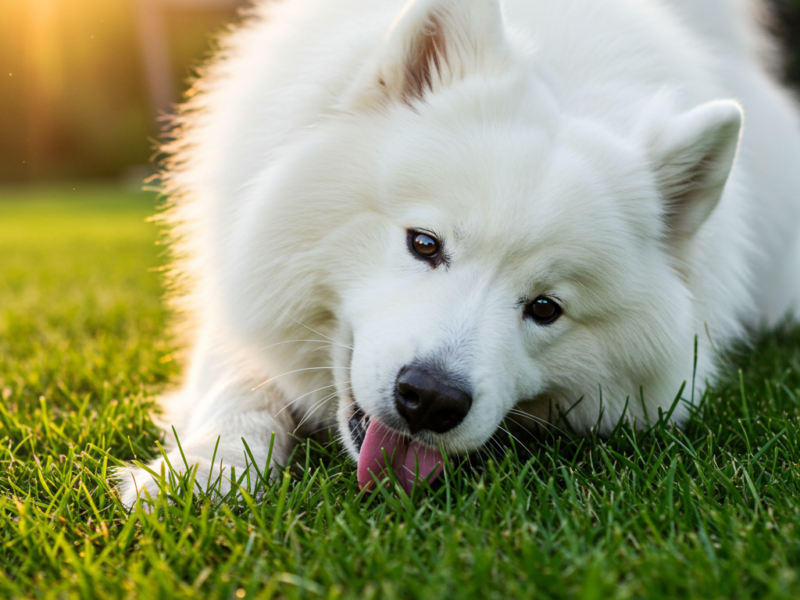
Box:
373;0;509;104
649;100;743;241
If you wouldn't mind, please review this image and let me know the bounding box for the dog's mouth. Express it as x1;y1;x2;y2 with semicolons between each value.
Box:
348;402;370;453
346;400;444;493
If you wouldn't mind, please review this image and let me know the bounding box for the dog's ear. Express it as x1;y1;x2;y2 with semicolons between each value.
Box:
377;0;508;103
650;100;743;240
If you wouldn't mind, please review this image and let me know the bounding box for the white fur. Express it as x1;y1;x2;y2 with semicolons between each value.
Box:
117;0;800;507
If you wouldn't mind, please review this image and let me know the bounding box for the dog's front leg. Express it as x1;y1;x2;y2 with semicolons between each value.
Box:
116;381;298;509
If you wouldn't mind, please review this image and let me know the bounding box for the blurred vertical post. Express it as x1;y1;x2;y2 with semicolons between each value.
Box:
135;0;177;120
25;0;63;178
134;0;242;121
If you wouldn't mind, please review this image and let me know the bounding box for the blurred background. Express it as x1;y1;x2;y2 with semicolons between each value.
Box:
2;0;800;186
0;0;241;184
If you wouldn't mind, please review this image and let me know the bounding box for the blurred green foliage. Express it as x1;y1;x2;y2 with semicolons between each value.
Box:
4;189;800;598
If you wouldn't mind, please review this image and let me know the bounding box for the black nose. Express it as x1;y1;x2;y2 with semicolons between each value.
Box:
395;365;472;434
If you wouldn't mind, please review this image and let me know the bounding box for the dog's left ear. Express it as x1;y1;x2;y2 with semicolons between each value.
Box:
650;100;743;240
376;0;509;103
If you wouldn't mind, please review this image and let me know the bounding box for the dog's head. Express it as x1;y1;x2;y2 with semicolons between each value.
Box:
225;0;745;490
331;0;744;489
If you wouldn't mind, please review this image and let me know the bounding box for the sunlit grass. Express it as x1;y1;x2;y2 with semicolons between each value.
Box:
2;185;800;599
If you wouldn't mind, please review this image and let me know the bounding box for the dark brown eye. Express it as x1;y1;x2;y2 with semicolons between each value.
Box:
408;230;441;262
525;297;562;325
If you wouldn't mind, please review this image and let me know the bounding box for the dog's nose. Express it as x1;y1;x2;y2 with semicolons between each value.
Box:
395;365;472;434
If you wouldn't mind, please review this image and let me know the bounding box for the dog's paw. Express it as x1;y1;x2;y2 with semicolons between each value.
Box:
113;433;293;510
115;454;223;510
116;464;164;511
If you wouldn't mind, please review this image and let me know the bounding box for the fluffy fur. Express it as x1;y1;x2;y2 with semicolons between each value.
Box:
118;0;800;506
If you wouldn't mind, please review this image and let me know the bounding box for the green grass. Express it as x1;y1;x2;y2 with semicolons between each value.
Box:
3;184;800;599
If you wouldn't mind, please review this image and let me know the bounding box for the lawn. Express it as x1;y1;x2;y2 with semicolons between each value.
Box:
2;184;800;599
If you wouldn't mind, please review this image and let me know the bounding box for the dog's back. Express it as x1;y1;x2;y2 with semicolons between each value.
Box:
664;0;800;322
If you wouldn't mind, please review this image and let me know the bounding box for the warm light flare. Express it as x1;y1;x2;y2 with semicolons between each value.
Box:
25;0;64;169
27;0;64;102
0;0;240;181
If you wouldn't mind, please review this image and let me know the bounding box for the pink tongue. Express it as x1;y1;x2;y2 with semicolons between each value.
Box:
357;419;444;494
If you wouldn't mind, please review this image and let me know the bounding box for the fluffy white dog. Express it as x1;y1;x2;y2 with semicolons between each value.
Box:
119;0;800;505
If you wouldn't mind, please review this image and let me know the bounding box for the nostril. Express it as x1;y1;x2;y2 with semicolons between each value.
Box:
394;364;472;434
427;402;470;434
396;382;421;408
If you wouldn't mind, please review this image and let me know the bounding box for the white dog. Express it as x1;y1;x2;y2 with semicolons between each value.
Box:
119;0;800;505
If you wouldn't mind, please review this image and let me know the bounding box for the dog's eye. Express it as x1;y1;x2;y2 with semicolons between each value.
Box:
525;297;562;325
408;230;442;263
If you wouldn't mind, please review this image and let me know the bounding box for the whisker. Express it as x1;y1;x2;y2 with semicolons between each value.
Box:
507;408;570;437
489;433;506;455
275;382;346;417
293;396;334;434
463;448;475;475
304;419;342;439
293;387;353;434
496;425;535;459
254;339;351;353
336;398;358;418
502;415;539;440
281;311;354;350
251;366;351;392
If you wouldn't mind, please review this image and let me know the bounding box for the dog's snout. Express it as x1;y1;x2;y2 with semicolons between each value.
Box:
395;365;472;434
